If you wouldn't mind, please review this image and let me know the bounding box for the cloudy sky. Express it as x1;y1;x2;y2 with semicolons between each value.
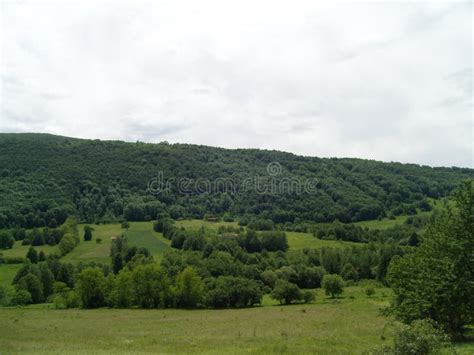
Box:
0;1;472;167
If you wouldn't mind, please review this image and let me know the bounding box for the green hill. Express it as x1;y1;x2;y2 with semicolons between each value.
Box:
0;133;472;228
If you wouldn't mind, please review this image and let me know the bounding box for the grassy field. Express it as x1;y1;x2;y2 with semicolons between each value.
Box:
0;286;396;354
1;285;470;354
286;231;361;250
175;219;239;232
354;215;413;230
62;224;124;264
0;241;59;259
124;222;171;262
62;223;171;264
0;264;22;289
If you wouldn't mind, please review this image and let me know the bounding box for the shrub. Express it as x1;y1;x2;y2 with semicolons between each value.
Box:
302;290;315;304
393;320;450;355
26;247;38;264
365;286;375;297
271;279;302;305
4;256;26;264
12;289;32;305
0;285;12;306
322;274;344;298
0;231;14;249
206;276;262;308
58;233;78;256
83;225;94;241
53;291;80;309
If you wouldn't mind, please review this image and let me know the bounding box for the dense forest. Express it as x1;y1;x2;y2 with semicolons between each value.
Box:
0;133;472;229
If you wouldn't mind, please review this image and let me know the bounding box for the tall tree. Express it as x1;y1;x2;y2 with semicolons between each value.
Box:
76;267;106;308
175;267;204;308
83;225;93;241
26;247;38;264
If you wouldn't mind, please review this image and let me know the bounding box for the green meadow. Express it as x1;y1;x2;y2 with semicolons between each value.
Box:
0;264;21;290
1;285;471;354
0;241;59;259
175;219;239;232
0;286;394;354
123;222;171;262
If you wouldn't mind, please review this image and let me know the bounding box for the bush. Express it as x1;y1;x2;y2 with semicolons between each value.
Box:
206;276;262;308
96;238;102;244
53;291;80;309
58;233;78;256
0;231;14;249
394;320;449;354
26;247;38;264
302;290;315;304
0;285;12;306
322;274;344;298
83;225;94;241
365;286;375;297
4;256;26;264
271;279;302;305
12;289;32;305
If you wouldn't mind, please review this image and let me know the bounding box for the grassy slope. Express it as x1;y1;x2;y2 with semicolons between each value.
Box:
62;224;123;264
124;222;171;262
0;222;172;287
63;223;171;264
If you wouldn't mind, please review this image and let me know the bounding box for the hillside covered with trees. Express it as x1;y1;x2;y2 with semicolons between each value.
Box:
0;133;472;229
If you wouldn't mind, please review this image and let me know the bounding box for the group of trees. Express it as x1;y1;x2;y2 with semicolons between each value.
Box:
0;219;79;265
1;258;76;306
156;220;289;253
1;133;471;229
311;218;426;245
387;181;473;339
0;221;86;249
5;224;406;309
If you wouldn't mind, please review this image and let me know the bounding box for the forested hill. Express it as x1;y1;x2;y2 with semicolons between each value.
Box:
0;133;472;228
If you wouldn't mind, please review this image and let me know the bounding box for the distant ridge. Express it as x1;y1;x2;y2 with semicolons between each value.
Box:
0;133;472;228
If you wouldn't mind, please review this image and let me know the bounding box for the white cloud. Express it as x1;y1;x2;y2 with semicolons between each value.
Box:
0;0;472;167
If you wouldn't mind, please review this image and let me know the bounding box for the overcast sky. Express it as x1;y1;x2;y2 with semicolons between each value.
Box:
0;1;472;167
